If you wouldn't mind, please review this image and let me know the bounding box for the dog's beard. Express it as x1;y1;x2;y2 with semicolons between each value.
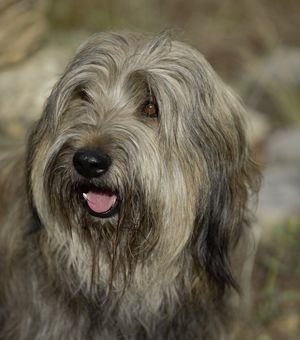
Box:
40;140;160;294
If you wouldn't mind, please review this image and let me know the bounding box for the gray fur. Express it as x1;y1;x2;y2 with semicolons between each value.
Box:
0;32;260;339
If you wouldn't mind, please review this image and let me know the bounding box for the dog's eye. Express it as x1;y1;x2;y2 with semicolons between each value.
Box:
78;89;90;102
73;87;91;103
141;100;159;118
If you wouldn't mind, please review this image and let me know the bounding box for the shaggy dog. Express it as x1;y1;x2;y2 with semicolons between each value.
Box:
0;32;260;339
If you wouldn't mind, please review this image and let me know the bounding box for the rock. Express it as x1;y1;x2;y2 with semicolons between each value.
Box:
257;128;300;231
0;0;48;69
266;127;300;164
261;49;300;86
240;48;300;125
0;43;73;136
258;163;300;225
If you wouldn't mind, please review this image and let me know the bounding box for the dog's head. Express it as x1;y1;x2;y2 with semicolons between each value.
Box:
27;32;259;295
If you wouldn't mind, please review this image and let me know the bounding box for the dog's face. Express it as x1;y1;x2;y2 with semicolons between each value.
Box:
27;33;258;295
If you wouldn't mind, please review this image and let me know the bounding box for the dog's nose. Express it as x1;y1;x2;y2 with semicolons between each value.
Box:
73;149;112;178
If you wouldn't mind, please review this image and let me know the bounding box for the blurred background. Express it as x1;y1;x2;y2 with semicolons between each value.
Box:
0;0;299;338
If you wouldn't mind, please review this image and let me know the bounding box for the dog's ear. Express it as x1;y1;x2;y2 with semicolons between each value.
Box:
192;92;260;296
193;175;243;295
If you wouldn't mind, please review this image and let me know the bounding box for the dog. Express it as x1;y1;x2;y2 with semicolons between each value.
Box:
0;32;260;339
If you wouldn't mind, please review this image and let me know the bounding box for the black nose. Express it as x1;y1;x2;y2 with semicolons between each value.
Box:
73;149;112;179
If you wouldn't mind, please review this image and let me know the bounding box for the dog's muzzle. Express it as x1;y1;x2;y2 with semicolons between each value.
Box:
73;149;120;218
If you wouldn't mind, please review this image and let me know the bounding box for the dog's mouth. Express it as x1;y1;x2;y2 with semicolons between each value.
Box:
78;184;120;218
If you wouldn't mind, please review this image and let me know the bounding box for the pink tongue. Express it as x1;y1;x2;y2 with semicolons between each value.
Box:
85;191;117;214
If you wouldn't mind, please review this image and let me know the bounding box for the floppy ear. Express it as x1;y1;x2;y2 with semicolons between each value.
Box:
193;174;244;295
192;92;260;296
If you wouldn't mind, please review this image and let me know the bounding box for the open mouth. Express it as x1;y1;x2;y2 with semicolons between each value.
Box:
78;184;120;218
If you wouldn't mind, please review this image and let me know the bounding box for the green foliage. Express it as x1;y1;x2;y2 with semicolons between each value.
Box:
250;219;300;338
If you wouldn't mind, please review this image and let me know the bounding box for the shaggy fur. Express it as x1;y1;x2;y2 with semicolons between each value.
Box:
0;32;260;339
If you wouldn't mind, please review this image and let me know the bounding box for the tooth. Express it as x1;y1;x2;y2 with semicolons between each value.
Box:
83;193;88;200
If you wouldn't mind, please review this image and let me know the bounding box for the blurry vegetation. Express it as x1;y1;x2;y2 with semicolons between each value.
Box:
47;0;300;125
244;220;300;339
48;0;300;79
